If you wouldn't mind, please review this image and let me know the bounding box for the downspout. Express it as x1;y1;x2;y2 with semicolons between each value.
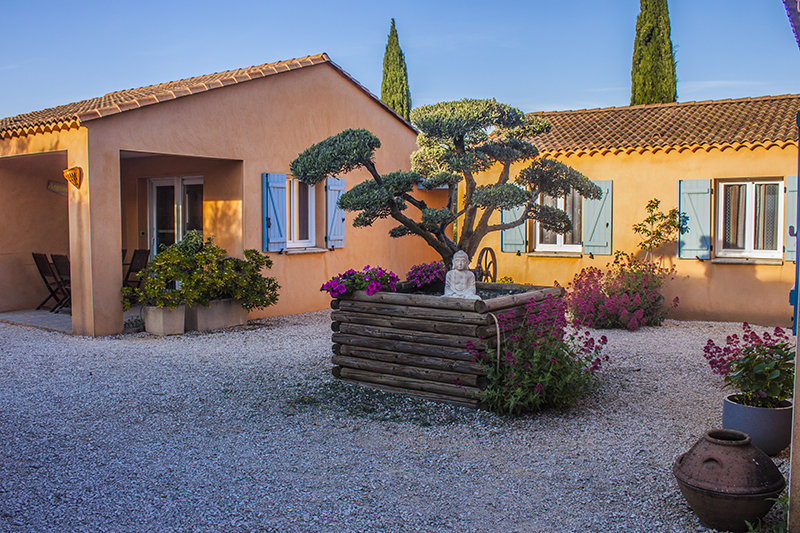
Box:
788;110;800;533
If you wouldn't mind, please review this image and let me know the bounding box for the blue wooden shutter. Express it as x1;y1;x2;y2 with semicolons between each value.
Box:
262;173;287;252
500;205;527;253
785;175;798;261
582;180;613;255
326;177;346;249
677;179;712;259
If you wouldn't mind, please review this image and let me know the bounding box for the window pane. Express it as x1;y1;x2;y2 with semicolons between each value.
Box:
184;184;203;234
297;181;309;241
538;195;558;245
155;185;175;250
723;184;746;250
564;189;582;245
754;183;779;251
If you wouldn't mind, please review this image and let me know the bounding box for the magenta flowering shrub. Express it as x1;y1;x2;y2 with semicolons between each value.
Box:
703;322;795;408
468;294;608;415
565;252;678;331
320;265;399;297
405;261;446;288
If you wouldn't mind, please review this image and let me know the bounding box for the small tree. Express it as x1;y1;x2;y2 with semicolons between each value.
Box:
380;18;412;122
632;198;686;260
290;99;601;266
630;0;677;105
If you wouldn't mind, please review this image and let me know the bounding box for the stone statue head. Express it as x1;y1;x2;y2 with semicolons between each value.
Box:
452;250;469;271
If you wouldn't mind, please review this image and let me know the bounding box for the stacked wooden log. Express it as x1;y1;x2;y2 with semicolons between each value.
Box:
330;283;564;408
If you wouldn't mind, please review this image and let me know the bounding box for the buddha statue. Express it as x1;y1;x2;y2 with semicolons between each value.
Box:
444;250;481;300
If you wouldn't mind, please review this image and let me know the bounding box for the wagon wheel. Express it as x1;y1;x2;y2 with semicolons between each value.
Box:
476;247;497;283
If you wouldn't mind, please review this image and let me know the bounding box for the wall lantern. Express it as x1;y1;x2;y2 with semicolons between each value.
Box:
63;167;82;189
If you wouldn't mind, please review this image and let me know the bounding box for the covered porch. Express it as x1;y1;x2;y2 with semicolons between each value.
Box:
0;145;244;336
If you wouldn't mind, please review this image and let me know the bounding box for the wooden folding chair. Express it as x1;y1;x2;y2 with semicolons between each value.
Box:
32;253;66;311
50;254;71;313
124;249;151;289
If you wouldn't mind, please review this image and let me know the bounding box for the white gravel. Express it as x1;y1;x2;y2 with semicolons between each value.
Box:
0;312;791;532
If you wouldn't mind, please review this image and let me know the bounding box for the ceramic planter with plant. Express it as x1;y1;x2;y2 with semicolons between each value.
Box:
122;232;280;334
121;239;192;335
703;323;795;455
179;235;281;331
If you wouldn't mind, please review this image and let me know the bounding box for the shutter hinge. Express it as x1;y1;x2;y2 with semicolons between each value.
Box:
266;217;271;228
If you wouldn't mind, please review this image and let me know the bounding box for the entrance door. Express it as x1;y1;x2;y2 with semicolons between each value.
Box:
149;177;203;254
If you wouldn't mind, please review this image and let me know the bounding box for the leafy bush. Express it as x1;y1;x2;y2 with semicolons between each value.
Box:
405;261;446;287
632;198;687;259
468;294;608;415
122;231;280;311
703;323;795;408
321;265;399;297
565;252;678;331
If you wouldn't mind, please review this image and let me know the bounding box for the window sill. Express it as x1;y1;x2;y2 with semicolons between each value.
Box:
283;247;329;255
526;251;583;258
710;257;783;266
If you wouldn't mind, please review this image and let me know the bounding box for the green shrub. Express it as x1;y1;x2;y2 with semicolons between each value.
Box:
122;231;280;311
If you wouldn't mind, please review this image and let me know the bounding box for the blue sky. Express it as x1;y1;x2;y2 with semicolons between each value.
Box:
1;0;798;119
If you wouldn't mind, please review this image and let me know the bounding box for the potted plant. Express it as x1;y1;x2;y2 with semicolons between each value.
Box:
703;322;795;455
122;232;280;335
322;264;564;407
121;242;191;336
181;238;280;332
404;260;447;294
293;99;594;406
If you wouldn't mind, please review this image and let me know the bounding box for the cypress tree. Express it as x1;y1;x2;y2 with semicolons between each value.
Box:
380;19;412;121
630;0;677;105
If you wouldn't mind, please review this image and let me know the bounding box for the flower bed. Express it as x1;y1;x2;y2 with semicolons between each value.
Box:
329;282;564;408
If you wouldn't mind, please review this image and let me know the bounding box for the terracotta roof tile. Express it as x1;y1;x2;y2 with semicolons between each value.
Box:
531;95;800;155
0;53;338;138
0;52;415;140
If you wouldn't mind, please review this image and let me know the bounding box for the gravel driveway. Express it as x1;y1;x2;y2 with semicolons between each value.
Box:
0;311;791;532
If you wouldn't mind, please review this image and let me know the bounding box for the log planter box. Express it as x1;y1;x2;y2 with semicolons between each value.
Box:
330;282;565;408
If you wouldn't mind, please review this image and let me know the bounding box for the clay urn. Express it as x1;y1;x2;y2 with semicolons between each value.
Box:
673;429;785;533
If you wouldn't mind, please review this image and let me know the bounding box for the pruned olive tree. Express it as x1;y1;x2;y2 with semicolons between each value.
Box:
290;98;601;266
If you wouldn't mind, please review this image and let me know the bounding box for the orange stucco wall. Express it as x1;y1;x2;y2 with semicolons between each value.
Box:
0;62;442;334
0;152;69;311
474;143;799;326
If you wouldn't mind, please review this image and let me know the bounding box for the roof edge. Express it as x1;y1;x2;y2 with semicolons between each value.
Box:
539;139;800;158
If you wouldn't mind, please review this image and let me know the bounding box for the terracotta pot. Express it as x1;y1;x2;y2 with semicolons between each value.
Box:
722;394;792;456
673;429;785;533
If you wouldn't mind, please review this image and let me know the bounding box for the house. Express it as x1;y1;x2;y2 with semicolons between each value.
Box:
0;54;443;336
484;94;800;326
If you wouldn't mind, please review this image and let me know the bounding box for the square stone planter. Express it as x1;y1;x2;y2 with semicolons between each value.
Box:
185;298;248;332
142;305;186;336
329;282;564;408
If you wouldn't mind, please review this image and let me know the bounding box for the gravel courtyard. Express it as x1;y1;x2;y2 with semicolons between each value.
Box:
0;311;791;532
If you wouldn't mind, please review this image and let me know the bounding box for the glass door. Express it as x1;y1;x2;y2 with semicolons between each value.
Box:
149;177;203;254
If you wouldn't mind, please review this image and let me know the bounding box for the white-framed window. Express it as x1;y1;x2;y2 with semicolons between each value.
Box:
534;189;583;252
263;173;345;253
500;180;612;256
287;177;315;248
715;179;784;259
